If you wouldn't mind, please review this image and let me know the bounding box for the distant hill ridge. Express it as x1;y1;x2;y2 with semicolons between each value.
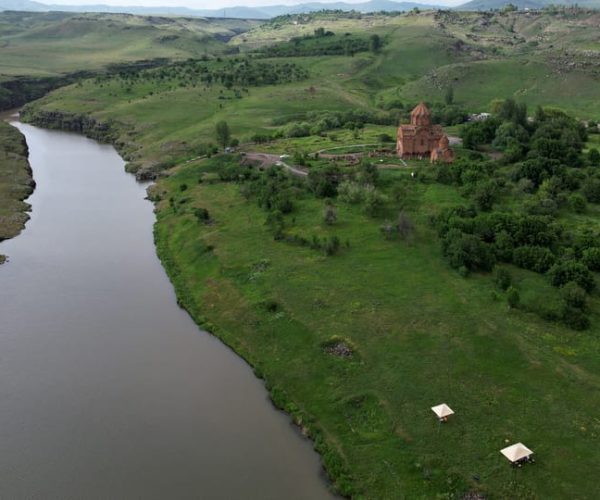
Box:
0;0;598;18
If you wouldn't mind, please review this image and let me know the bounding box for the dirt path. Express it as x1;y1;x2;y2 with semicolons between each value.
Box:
243;135;462;176
244;152;308;177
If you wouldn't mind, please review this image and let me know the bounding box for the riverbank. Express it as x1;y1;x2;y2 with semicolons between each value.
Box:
18;103;346;494
19;106;600;499
0;120;35;256
149;150;600;499
21;108;165;181
0;123;332;498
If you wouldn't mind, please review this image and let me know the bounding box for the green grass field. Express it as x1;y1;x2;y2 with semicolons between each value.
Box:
153;160;600;498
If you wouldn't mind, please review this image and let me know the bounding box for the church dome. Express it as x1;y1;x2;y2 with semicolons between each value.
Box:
410;102;431;126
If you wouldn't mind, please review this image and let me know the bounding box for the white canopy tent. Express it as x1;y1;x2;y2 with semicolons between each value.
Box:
431;404;454;419
500;443;534;463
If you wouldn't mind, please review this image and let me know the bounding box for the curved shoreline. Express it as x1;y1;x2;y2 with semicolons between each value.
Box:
15;112;343;495
0;119;35;253
1;122;334;498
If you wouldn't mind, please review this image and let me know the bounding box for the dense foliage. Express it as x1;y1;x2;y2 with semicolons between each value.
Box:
435;100;599;328
254;30;372;57
95;57;309;90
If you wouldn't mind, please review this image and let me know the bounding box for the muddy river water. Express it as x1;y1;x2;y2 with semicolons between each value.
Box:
0;122;333;499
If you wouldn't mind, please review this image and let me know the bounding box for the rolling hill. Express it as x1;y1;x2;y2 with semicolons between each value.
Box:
0;11;261;108
2;0;600;19
0;0;445;19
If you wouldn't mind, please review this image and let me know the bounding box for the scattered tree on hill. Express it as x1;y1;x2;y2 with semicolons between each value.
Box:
397;211;414;240
215;121;230;149
444;86;454;106
369;34;382;53
323;202;337;225
507;286;520;308
495;268;512;290
548;261;595;292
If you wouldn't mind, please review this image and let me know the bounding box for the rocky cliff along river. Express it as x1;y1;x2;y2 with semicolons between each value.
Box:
0;121;334;499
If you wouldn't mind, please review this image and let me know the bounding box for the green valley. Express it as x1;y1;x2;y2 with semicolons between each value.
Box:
9;6;600;498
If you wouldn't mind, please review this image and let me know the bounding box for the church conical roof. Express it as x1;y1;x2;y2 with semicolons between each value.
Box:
439;134;449;148
411;102;431;119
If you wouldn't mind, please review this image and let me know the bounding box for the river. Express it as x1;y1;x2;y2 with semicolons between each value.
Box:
0;121;334;499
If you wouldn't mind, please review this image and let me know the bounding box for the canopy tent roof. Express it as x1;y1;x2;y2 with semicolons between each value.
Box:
500;443;534;463
431;404;454;418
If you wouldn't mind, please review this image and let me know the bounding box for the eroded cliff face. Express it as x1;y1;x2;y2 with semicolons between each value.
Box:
0;75;84;112
20;108;160;181
0;121;35;247
20;108;117;143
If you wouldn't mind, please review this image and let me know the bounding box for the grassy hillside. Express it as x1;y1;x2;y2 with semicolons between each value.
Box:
18;7;600;498
0;120;33;250
459;0;600;10
230;9;600;117
150;129;600;498
0;11;260;78
22;9;600;172
0;11;262;109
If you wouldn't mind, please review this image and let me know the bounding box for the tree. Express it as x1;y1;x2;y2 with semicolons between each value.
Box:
569;193;587;213
473;180;498;211
194;207;211;223
507;286;520;308
512;245;555;273
397;211;414;240
369;34;382;53
495;267;512;290
363;185;385;216
548;261;595;292
444;86;454;105
561;281;587;310
442;229;496;272
358;158;379;185
583;178;600;203
581;247;600;271
323;203;337;225
215;121;230;149
589;148;600;166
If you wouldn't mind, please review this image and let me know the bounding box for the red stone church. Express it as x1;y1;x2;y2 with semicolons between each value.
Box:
397;102;454;163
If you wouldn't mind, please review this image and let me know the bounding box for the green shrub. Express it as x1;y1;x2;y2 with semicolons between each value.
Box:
548;261;595;292
442;229;496;272
512;245;555;273
193;207;211;223
495;267;512;290
569;193;587;213
562;306;590;330
560;281;587;310
581;247;600;271
507;286;520;308
583;178;600;203
589;148;600;166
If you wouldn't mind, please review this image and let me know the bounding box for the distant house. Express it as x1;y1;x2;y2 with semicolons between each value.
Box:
397;102;454;163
